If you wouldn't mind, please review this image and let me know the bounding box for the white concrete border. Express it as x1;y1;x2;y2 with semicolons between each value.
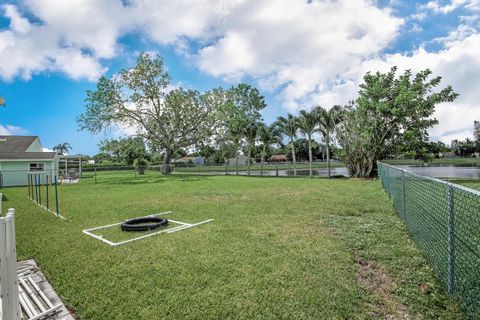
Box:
82;211;213;247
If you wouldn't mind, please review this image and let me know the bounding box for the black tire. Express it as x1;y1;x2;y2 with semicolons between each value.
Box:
121;217;168;232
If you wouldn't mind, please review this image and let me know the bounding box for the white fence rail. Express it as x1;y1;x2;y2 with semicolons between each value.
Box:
0;192;21;320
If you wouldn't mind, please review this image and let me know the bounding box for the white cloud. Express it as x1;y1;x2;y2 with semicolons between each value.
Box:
434;24;477;46
423;0;470;14
410;12;428;21
0;124;28;135
3;4;31;34
0;2;108;81
42;147;53;152
0;0;244;81
196;0;403;109
130;0;243;45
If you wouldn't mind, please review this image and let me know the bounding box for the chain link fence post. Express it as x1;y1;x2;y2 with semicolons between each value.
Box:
386;166;391;198
402;170;406;221
447;184;455;295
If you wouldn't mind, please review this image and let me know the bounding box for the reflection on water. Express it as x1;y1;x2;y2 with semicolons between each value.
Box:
397;164;480;179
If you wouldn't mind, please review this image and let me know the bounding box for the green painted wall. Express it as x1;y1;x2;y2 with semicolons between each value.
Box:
0;159;59;187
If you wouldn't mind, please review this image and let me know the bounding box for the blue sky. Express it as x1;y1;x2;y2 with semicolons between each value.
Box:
0;0;479;155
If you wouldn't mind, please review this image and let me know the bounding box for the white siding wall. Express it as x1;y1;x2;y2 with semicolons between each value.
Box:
25;138;42;152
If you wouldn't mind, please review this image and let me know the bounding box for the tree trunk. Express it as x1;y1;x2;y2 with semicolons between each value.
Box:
308;136;313;178
326;132;331;178
261;145;266;176
162;148;172;175
247;146;251;176
235;143;239;175
291;138;297;176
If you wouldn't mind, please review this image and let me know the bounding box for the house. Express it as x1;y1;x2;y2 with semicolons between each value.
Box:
439;152;455;158
270;154;288;162
176;156;205;165
228;155;249;166
0;136;59;187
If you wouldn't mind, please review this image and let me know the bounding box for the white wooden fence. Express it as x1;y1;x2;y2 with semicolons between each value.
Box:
0;192;22;320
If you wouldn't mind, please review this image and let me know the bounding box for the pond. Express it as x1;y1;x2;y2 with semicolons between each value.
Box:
206;167;350;177
183;163;480;179
396;164;480;179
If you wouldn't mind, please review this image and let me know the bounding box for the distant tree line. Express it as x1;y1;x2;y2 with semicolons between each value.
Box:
79;53;458;178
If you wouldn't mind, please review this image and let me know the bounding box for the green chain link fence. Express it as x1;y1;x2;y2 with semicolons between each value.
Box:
378;162;480;318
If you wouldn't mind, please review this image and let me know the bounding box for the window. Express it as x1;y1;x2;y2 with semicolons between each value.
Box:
29;163;45;172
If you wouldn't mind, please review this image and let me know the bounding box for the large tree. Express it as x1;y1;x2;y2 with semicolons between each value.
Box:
276;113;299;176
451;138;475;157
336;67;458;178
77;53;224;174
222;84;266;175
297;109;318;178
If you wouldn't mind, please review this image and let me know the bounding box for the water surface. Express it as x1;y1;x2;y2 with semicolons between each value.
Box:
397;164;480;179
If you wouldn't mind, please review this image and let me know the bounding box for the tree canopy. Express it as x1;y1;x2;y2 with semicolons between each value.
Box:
98;137;148;165
53;142;72;155
336;67;458;177
78;53;226;174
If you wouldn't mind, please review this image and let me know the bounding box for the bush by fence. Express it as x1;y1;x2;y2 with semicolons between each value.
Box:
378;162;480;318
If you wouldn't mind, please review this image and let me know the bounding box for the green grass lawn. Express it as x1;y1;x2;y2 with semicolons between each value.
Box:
2;172;465;319
450;179;480;191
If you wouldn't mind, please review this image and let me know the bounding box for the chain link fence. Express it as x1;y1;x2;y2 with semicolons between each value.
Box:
378;162;480;318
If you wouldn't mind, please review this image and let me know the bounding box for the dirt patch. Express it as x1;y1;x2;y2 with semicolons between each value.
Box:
356;256;415;319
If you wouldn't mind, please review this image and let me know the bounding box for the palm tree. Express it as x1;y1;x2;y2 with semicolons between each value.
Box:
53;142;72;155
258;124;281;176
315;106;342;178
297;109;318;178
243;121;259;176
275;113;298;176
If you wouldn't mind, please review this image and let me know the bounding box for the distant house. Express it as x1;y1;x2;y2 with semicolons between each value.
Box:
177;156;205;165
270;154;288;162
439;152;455;158
0;136;59;187
229;155;249;166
